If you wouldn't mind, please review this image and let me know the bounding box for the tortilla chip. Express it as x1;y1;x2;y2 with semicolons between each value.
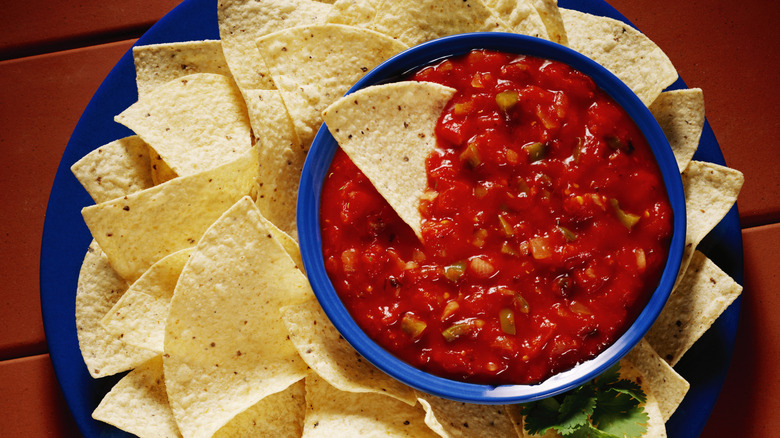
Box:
218;0;332;90
256;23;409;147
370;0;512;47
302;373;438;437
509;412;558;438
680;160;744;276
243;88;305;237
530;0;567;45
70;135;154;203
646;250;743;366
560;9;678;106
163;197;313;438
81;147;259;283
280;299;417;406
483;0;549;39
116;73;252;177
101;247;193;355
624;339;689;422
213;379;306;438
325;0;382;26
148;144;179;185
250;202;304;269
76;241;157;378
322;81;456;238
649;88;705;172
91;356;180;438
507;358;667;438
417;392;517;438
133;40;232;98
616;358;668;438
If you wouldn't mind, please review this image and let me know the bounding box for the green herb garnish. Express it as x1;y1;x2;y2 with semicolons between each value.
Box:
519;364;649;438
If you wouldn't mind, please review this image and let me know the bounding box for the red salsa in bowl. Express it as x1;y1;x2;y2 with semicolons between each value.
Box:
319;49;673;385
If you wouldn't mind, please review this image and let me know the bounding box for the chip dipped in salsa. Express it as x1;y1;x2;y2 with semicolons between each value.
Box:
320;50;673;385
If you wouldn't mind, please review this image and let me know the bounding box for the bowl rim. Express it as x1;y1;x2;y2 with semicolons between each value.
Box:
297;32;686;404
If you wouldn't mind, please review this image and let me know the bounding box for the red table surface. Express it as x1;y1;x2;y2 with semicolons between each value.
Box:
0;0;778;436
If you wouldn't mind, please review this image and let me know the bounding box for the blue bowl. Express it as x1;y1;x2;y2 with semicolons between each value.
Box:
297;33;686;404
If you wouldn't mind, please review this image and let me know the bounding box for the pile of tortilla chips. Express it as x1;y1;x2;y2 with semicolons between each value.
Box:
70;0;744;437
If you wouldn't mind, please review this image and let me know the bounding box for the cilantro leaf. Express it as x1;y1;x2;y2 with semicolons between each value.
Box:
556;387;597;435
607;379;646;404
520;363;649;438
594;364;621;389
566;423;621;438
591;391;648;438
520;397;562;435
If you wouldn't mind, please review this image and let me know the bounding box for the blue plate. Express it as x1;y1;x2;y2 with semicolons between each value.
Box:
298;32;687;404
40;0;742;436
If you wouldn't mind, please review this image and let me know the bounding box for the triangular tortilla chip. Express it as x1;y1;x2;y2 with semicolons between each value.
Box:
616;359;668;438
680;160;744;277
506;353;670;437
256;23;409;147
281;299;417;405
483;0;549;39
218;0;332;90
82;147;259;283
646;250;743;366
163;197;313;438
116;73;252;177
213;379;306;438
91;356;180;438
560;9;678;106
322;81;456;238
530;0;567;45
325;0;382;26
370;0;512;47
76;241;157;378
148;144;179;185
260;212;305;270
243;88;305;237
133;40;232;98
649;88;705;172
70;135;154;204
624;339;689;422
101;247;194;355
302;373;438;437
417;392;517;438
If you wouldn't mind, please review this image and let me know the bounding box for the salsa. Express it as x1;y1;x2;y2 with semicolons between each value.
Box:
320;50;673;384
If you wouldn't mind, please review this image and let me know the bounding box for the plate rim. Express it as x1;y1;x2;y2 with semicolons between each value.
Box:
39;0;743;436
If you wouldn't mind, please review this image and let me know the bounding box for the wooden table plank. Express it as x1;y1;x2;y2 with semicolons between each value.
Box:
608;0;780;227
0;354;81;437
0;40;134;360
0;0;181;60
701;223;780;437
